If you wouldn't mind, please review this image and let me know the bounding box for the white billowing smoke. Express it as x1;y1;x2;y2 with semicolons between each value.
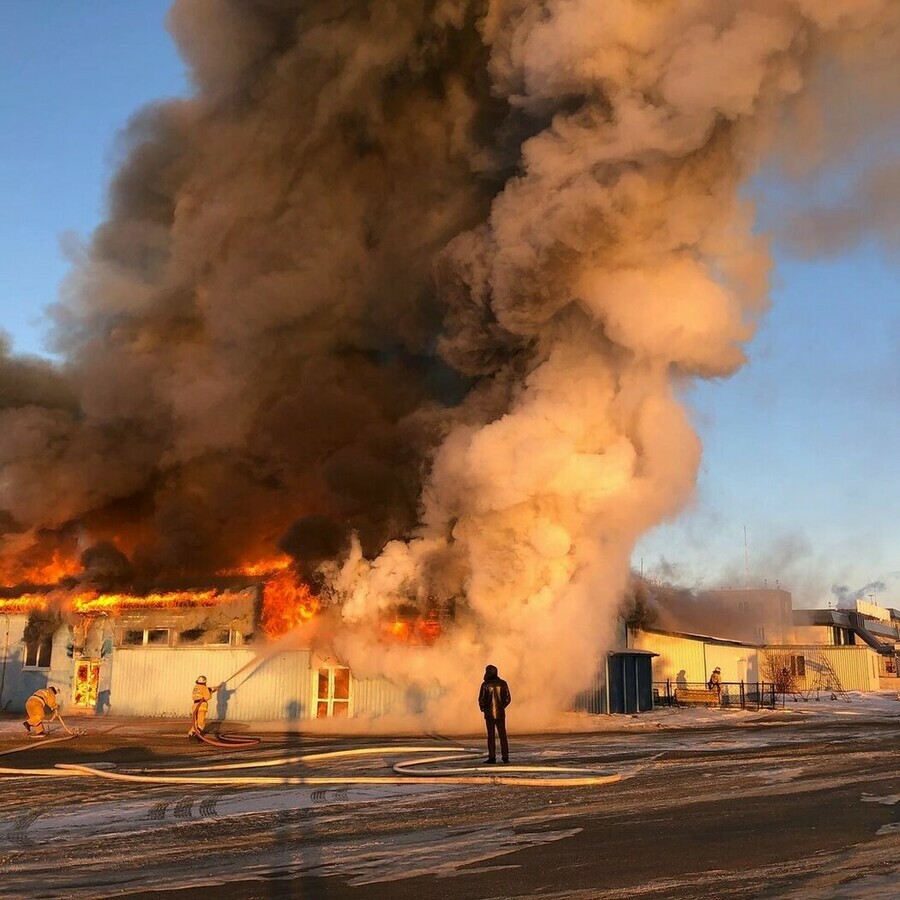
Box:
0;1;897;729
326;0;899;727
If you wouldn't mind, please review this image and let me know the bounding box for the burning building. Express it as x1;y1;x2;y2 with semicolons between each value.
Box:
0;583;257;716
1;2;897;728
0;551;470;722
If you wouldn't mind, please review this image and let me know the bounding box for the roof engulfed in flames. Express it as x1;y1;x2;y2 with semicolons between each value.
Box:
0;550;323;642
0;589;224;617
259;569;319;639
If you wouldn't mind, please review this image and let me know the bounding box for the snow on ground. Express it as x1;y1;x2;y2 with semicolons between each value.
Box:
2;690;900;741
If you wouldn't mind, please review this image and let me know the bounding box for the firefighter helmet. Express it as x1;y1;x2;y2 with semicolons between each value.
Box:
49;686;59;694
196;675;208;685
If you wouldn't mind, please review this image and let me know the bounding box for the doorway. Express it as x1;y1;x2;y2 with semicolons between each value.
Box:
73;659;100;709
316;666;350;718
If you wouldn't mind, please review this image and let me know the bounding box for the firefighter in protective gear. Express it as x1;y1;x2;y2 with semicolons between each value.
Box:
23;686;59;737
708;667;722;698
188;675;220;738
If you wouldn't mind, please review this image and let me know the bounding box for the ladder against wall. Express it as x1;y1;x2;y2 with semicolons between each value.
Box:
805;651;849;701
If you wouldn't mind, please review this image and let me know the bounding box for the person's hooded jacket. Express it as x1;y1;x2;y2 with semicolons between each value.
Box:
478;665;511;720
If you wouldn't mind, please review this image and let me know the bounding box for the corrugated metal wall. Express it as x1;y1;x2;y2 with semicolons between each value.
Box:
351;676;443;717
109;648;312;721
572;667;607;715
768;645;880;692
631;630;706;683
635;629;882;693
704;645;760;684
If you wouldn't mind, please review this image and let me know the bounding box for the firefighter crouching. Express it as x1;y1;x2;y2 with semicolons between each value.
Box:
23;686;60;737
188;675;220;739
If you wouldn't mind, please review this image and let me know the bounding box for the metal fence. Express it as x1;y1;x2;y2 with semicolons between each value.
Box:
653;680;777;710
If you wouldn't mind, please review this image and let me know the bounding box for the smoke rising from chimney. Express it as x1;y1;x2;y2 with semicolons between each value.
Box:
1;1;897;726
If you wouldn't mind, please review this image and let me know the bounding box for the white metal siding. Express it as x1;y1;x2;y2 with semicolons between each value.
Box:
351;676;443;717
109;648;312;721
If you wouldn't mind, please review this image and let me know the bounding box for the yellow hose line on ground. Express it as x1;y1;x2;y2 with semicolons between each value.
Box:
0;743;621;787
140;745;483;773
0;734;75;757
54;762;622;788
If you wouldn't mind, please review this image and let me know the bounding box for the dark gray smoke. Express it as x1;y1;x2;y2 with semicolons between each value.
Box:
1;1;517;579
0;1;897;727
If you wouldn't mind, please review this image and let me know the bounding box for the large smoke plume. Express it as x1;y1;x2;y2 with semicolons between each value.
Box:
1;1;897;727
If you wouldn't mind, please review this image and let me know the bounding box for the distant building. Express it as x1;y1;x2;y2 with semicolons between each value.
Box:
793;601;900;682
630;624;881;696
652;586;794;644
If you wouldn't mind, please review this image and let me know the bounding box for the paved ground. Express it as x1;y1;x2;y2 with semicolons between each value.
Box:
2;704;900;898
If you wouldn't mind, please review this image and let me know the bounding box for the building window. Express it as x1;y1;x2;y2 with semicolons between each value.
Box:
178;629;204;644
210;629;231;645
23;636;53;669
316;667;350;718
120;628;171;647
790;654;806;677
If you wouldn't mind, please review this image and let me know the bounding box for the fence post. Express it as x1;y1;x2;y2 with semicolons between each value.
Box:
740;680;745;710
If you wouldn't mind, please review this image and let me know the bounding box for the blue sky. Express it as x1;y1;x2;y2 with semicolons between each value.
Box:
0;1;186;354
636;243;900;605
0;3;896;608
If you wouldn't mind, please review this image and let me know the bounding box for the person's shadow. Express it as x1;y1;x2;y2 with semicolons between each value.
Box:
215;683;235;723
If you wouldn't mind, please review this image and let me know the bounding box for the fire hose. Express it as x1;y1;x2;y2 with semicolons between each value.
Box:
50;709;85;737
190;701;259;748
0;744;622;787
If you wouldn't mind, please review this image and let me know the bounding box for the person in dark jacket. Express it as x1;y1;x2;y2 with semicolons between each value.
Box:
478;664;511;763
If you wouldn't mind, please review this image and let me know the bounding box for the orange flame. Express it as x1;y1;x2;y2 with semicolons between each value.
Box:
0;595;50;615
218;555;293;578
0;589;225;617
0;549;81;588
260;570;319;639
381;615;442;645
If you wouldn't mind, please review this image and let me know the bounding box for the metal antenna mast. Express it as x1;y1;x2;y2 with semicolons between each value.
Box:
743;525;750;589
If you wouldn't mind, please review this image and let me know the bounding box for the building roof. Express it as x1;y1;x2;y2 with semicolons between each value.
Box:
640;626;760;648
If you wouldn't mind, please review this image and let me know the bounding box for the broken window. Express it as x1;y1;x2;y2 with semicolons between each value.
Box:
178;629;204;644
122;629;144;646
146;629;170;646
23;635;53;669
316;666;351;718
